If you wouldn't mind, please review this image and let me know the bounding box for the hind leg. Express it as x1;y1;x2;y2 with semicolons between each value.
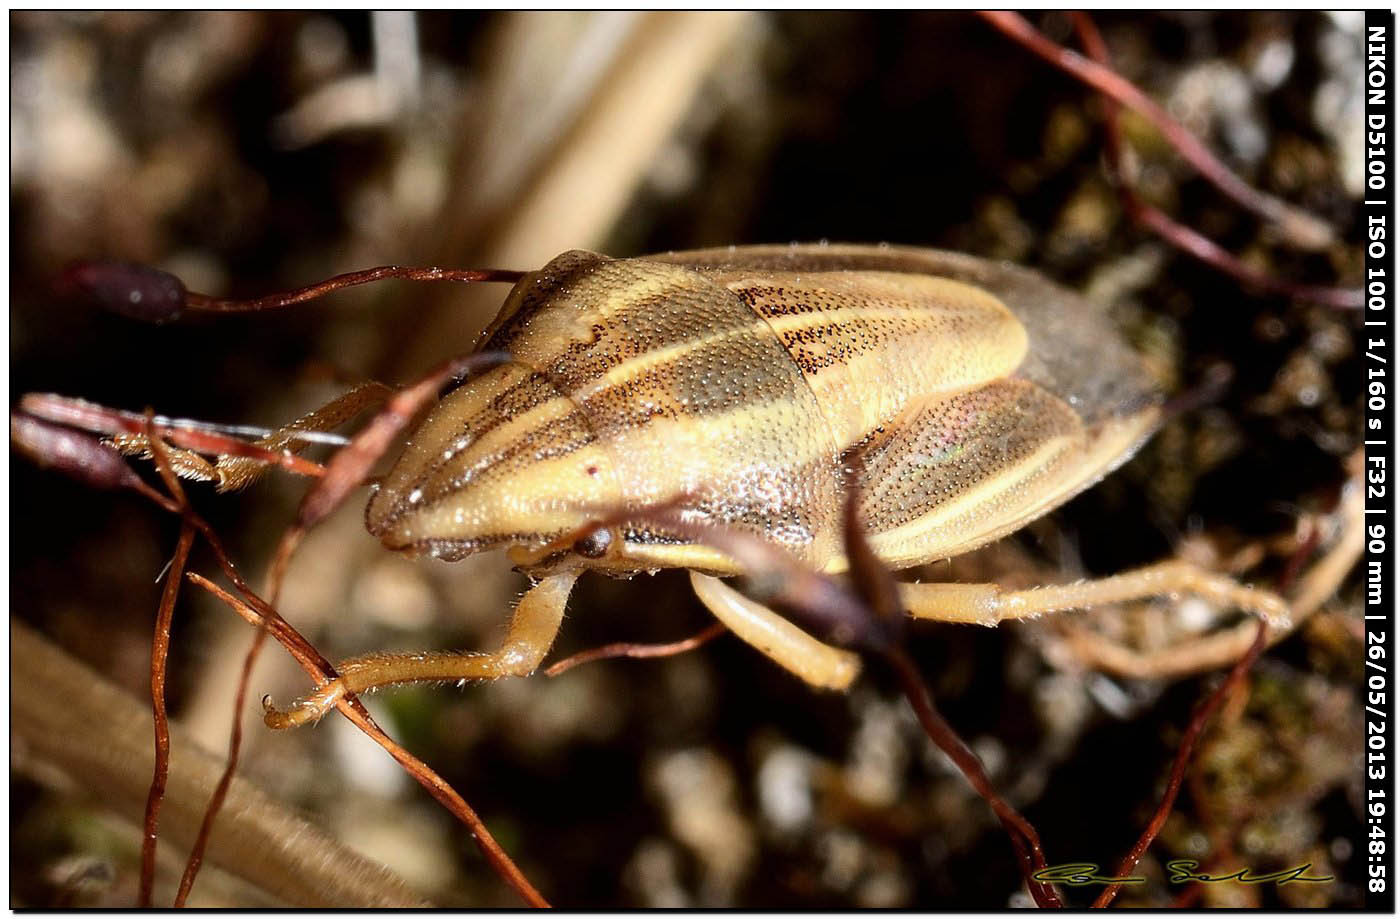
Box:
1054;476;1364;679
900;560;1289;628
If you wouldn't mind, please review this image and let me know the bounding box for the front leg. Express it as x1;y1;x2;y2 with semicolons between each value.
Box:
264;570;579;729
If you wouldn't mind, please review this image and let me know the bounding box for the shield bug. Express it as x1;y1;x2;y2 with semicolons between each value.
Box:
13;11;1364;908
188;243;1283;729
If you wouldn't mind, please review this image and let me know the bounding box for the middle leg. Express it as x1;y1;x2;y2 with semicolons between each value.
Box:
690;572;862;690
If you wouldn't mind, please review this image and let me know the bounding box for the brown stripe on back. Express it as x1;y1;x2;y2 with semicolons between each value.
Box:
367;363;590;538
418;369;563;480
578;326;845;566
481;257;849;568
485;253;765;397
577;327;816;431
544;296;767;391
726;271;1028;447
653;245;1164;432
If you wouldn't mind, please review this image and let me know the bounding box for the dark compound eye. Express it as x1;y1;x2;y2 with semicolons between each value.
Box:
572;527;612;559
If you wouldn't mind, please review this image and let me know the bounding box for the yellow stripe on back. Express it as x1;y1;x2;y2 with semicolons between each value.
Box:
725;271;1028;446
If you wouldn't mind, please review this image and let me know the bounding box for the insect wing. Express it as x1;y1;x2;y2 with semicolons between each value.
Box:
654;245;1164;567
652;244;1163;432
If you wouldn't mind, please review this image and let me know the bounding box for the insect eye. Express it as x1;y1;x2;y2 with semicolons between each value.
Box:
572;527;613;559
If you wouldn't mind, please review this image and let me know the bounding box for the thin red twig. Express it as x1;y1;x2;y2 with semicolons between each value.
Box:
1067;12;1360;310
15;393;548;906
1155;508;1328;908
544;623;727;677
174;627;270;907
137;419;198;907
61;260;526;323
1170;750;1243;908
620;501;1066;906
189;492;547;901
164;351;540;906
185;574;550;907
1067;11;1361;311
1124;198;1362;309
138;522;195;907
886;647;1063;908
977;12;1332;244
1090;618;1269;908
979;11;1361;309
293;352;509;531
19;393;326;478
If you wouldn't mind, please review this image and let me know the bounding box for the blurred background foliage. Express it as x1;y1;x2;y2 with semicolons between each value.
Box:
11;11;1364;907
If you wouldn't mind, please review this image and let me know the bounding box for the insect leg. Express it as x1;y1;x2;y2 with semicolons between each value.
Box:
263;570;578;729
900;560;1290;629
210;382;393;491
1057;470;1364;679
689;571;861;690
111;382;394;492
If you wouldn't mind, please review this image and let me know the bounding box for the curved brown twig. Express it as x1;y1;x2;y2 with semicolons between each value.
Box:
977;12;1331;244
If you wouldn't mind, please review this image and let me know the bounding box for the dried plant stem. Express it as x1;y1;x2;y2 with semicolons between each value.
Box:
398;11;751;376
11;621;430;907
